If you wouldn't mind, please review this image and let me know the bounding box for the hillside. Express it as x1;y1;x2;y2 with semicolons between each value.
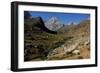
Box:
47;20;90;60
24;15;90;61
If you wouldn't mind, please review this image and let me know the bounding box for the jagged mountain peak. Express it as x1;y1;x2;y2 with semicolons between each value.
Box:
45;16;63;31
49;16;59;21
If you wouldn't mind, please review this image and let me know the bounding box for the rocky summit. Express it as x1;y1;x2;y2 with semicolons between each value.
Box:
45;17;63;31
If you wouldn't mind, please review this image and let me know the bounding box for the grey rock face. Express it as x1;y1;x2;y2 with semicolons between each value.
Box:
45;17;63;31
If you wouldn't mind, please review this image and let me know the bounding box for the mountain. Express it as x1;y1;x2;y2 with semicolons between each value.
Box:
45;17;63;31
24;14;90;61
25;16;58;34
24;13;63;33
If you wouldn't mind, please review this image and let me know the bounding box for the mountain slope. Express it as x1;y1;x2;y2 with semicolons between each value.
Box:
24;16;67;61
47;20;90;60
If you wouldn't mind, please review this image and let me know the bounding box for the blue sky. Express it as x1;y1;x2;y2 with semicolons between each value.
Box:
28;11;90;25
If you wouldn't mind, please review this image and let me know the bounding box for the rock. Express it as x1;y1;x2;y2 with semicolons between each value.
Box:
72;49;80;55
